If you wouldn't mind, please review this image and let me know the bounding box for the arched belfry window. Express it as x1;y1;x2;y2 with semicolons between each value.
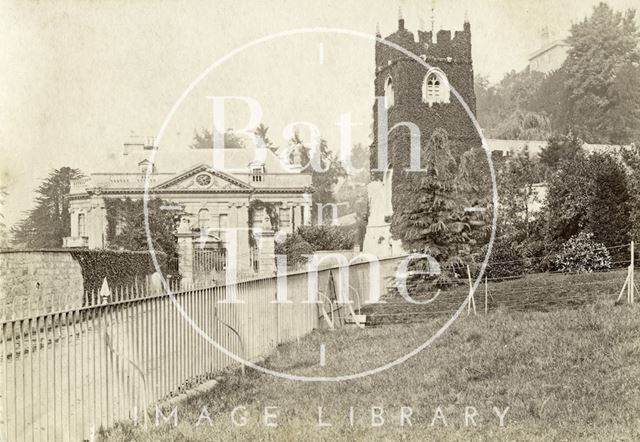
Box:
426;74;440;96
422;69;450;105
384;76;394;109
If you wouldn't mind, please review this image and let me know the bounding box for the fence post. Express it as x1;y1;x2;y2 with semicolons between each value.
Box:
466;265;476;316
617;242;634;304
484;275;488;315
631;241;635;304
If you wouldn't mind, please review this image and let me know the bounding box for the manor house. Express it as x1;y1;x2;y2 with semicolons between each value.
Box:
64;140;312;277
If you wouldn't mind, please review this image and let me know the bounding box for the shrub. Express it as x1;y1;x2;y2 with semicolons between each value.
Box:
105;197;180;258
482;237;525;280
274;233;314;269
297;225;355;251
70;249;170;299
552;232;611;273
519;237;553;273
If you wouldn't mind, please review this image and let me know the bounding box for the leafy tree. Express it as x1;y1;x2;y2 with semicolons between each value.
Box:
481;4;640;144
496;148;543;241
603;63;640;144
344;143;370;186
557;3;640;142
529;68;571;132
621;142;640;242
254;123;277;152
586;152;631;247
545;155;592;246
494;109;551;141
474;70;547;139
475;75;504;136
456;146;494;249
334;143;370;247
190;128;246;150
460;147;548;269
498;69;547;111
12;167;84;248
457;146;492;199
539;133;584;178
545;151;631;248
289;133;346;223
105;197;181;258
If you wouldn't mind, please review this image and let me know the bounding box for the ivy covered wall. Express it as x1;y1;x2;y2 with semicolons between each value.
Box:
370;19;481;180
369;19;483;252
70;249;169;296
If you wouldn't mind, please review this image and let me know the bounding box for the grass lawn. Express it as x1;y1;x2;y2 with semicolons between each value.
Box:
100;283;640;441
365;268;630;324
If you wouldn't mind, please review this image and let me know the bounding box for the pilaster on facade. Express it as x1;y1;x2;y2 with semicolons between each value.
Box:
176;230;196;288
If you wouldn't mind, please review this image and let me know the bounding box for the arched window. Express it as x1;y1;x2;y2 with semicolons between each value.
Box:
384;76;394;109
198;208;210;230
78;213;86;237
426;74;440;97
422;69;450;105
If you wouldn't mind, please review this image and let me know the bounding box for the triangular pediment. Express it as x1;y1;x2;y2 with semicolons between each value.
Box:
153;163;251;191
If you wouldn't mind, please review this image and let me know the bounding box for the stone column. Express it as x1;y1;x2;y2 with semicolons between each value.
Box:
88;194;106;249
303;192;313;226
282;204;293;234
69;209;78;237
295;205;303;229
258;231;276;275
234;202;252;274
302;204;312;226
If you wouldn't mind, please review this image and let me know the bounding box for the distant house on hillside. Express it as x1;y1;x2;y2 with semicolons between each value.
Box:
528;27;569;73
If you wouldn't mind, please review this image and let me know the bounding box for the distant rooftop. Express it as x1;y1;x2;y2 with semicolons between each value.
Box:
528;39;570;62
487;139;632;157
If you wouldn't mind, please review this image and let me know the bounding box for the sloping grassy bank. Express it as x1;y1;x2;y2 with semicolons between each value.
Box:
101;297;640;441
364;269;628;324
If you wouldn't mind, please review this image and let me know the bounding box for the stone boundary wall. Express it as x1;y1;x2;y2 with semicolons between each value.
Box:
0;250;84;319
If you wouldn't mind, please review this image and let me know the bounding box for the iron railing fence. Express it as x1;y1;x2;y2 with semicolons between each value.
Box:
0;255;404;441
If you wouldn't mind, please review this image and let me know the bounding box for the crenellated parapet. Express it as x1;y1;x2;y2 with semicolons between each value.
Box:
370;17;481;182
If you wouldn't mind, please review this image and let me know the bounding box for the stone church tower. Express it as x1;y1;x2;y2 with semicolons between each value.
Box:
363;16;481;256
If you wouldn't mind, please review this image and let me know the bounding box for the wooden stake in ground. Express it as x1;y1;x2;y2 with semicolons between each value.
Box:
617;241;635;304
631;241;635;304
618;274;629;303
466;265;476;316
484;275;488;315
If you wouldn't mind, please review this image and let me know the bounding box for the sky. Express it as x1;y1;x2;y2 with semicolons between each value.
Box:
1;0;638;230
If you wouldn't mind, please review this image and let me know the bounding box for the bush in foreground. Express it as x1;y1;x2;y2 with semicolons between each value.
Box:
553;231;611;273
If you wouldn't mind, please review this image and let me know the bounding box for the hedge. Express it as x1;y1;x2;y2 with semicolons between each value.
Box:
70;249;170;296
